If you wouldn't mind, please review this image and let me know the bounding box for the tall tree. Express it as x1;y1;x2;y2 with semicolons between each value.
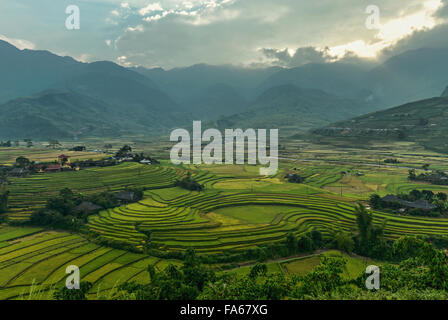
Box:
15;156;30;168
47;140;61;149
355;203;372;255
0;189;10;214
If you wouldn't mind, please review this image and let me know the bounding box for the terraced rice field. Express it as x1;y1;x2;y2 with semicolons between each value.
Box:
0;228;176;300
88;182;448;255
229;250;379;279
3;148;448;300
0;148;104;165
6;162;180;221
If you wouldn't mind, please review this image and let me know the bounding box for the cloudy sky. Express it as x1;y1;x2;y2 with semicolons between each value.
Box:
0;0;447;68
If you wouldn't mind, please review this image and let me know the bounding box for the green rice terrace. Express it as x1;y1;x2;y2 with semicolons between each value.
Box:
2;144;448;299
88;186;448;254
6;162;180;221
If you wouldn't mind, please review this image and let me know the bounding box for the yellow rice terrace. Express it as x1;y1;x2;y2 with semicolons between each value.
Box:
2;143;448;300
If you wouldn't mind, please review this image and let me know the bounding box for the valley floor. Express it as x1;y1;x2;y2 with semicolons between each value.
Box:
1;139;448;299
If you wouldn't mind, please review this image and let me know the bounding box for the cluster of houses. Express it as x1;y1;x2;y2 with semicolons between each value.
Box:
381;194;437;213
8;154;76;178
411;171;448;185
71;190;141;215
5;152;155;179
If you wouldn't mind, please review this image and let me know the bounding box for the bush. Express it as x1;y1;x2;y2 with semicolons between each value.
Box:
53;282;92;300
175;173;204;191
297;235;314;252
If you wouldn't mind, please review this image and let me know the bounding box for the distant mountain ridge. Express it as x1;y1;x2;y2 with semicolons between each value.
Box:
368;47;448;107
0;90;122;139
441;86;448;97
313;94;448;152
0;40;193;138
205;84;376;136
1;39;448;140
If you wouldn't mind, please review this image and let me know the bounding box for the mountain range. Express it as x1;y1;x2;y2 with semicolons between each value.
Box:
0;39;447;140
313;88;448;152
205;84;376;136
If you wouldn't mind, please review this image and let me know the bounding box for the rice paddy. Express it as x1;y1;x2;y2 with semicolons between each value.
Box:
87;184;448;255
0;228;170;300
6;162;179;221
2;141;448;299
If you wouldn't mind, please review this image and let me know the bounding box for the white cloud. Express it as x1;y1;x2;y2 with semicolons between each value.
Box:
139;2;164;16
328;0;443;58
76;54;91;63
0;34;35;50
67;0;448;68
127;25;144;32
116;55;133;67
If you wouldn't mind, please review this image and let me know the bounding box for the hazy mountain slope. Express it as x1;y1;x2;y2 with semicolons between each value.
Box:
314;95;448;152
184;83;247;120
441;86;448;97
0;41;193;136
0;90;124;139
0;40;81;103
368;47;448;107
257;63;374;103
56;62;189;128
258;48;448;109
206;84;374;136
134;64;281;102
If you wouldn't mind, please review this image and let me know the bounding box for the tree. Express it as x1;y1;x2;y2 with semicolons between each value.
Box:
297;257;346;297
354;203;390;259
24;139;33;148
70;146;86;152
437;192;448;201
369;194;382;209
397;130;407;140
118;248;216;300
0;141;11;147
53;282;92;300
181;249;215;291
249;263;267;279
393;236;426;261
297;235;314;252
116;145;132;158
0;190;9;214
422;190;435;201
310;230;323;248
422;163;430;171
285;232;297;254
45;188;77;216
15;156;30;168
175;173;204;191
335;231;354;253
410;189;422;201
355;203;372;255
47;140;61;149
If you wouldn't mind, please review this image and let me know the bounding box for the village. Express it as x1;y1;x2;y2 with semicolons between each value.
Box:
0;145;158;182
